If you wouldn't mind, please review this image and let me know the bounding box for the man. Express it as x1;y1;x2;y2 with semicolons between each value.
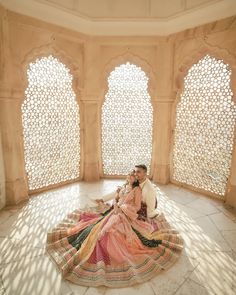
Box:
134;164;159;219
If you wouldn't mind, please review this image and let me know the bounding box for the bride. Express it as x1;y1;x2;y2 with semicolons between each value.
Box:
46;170;184;288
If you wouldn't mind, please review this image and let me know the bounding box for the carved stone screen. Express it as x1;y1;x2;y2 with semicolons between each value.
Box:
101;62;153;175
173;54;236;197
21;55;80;190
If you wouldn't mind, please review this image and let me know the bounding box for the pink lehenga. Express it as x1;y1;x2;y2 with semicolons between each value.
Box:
46;185;184;288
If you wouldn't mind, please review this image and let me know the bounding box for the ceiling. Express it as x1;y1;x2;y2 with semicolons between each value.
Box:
1;0;236;36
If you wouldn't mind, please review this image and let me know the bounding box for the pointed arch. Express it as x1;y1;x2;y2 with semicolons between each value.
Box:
171;51;236;198
174;44;236;99
101;52;157;101
21;43;82;97
101;60;154;176
21;53;81;191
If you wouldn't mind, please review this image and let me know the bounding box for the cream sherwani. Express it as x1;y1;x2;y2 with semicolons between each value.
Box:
139;178;159;218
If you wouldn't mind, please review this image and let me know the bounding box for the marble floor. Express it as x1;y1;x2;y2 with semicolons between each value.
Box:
0;180;236;295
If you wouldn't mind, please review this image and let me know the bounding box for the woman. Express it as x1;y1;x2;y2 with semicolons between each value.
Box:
46;171;184;288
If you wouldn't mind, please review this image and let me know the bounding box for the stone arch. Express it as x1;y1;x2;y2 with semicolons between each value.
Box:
98;52;157;177
100;55;154;176
101;52;157;103
174;44;236;103
170;44;236;198
20;44;83;192
21;43;82;100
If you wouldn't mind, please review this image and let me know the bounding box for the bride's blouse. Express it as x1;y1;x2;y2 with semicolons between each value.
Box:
115;184;142;221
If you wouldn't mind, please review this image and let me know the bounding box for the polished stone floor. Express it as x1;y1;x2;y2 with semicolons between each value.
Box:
0;180;236;295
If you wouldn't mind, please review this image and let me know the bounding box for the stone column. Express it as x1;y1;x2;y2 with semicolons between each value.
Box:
0;96;29;205
82;100;100;181
82;39;101;181
152;40;175;184
225;64;236;207
0;6;28;205
152;100;173;184
226;145;236;207
0;128;6;209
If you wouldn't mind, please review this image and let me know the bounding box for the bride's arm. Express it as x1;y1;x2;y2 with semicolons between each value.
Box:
134;186;142;212
118;187;142;220
96;183;126;204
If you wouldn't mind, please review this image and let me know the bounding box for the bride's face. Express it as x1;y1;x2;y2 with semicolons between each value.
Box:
127;174;136;184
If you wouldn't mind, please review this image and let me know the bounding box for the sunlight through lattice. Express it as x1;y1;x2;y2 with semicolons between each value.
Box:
102;62;153;175
22;55;80;190
173;54;236;197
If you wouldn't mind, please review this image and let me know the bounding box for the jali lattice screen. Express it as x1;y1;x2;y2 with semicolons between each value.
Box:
101;62;153;175
21;55;80;190
173;54;236;197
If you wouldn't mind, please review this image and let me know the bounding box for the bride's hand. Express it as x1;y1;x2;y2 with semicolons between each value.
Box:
95;199;104;204
116;186;122;193
115;194;120;203
114;203;120;214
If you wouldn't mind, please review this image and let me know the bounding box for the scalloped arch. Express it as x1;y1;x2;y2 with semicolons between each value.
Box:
175;44;236;94
170;44;236;198
101;52;156;101
21;43;81;95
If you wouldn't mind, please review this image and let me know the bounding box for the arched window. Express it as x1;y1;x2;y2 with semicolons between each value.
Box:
101;62;153;175
21;55;80;190
173;54;236;197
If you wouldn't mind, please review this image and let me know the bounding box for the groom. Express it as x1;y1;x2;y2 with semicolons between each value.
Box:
134;164;159;219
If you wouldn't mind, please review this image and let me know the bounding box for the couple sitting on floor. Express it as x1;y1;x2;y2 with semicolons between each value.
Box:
46;164;184;288
95;164;159;220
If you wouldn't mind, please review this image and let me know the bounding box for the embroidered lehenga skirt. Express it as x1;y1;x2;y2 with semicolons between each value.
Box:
46;201;184;288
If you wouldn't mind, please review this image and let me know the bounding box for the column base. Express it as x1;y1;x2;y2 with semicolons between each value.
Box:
225;185;236;209
5;178;28;205
83;162;100;181
152;164;170;184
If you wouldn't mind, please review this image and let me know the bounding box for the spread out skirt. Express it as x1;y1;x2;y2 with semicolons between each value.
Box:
46;205;184;288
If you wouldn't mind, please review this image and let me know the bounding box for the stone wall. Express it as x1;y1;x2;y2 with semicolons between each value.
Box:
0;4;236;208
0;129;5;209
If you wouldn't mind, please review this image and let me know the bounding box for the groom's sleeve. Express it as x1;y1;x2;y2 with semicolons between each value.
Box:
146;186;158;218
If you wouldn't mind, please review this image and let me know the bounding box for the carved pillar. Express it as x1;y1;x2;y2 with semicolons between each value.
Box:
82;39;101;181
225;64;236;206
226;145;236;207
152;40;175;184
0;128;6;209
152;100;173;184
0;7;28;205
82;101;100;181
0;95;29;205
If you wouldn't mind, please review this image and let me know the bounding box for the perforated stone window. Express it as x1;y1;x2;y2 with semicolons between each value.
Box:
173;54;236;197
21;55;80;190
101;62;153;175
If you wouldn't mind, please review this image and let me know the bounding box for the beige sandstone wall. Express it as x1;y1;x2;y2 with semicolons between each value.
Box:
0;129;5;209
0;4;236;208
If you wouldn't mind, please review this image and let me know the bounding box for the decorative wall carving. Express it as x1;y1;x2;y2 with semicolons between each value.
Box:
173;54;236;197
21;55;81;190
101;62;153;175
